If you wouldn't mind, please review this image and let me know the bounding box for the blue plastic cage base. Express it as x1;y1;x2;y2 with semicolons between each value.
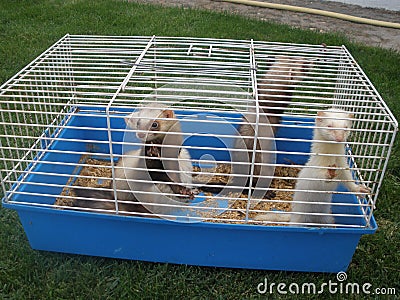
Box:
12;205;375;273
2;107;377;273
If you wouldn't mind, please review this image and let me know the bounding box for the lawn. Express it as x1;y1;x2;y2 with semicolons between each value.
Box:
0;0;399;299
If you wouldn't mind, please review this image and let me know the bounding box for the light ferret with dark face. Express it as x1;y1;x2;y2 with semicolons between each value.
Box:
74;103;195;216
254;109;370;226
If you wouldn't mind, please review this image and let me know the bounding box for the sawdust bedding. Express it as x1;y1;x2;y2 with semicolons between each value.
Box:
55;157;112;207
207;166;299;224
55;157;300;225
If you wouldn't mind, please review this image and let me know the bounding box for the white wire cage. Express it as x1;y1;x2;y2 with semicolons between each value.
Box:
1;34;397;229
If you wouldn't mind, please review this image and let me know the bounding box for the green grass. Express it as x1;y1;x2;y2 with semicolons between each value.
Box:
0;0;399;299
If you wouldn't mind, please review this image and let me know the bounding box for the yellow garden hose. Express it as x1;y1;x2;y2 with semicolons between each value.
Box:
217;0;400;29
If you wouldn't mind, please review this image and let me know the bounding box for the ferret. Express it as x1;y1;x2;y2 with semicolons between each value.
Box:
236;56;310;198
258;56;310;130
74;103;196;216
254;109;370;226
124;103;194;197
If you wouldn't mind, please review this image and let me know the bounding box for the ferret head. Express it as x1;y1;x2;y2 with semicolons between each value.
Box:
125;107;175;142
315;109;354;142
272;56;313;81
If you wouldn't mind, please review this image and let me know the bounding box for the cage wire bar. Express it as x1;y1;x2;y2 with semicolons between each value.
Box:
244;38;261;222
0;34;397;228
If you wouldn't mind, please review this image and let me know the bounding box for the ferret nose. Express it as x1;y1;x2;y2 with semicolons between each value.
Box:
334;131;344;142
137;132;146;139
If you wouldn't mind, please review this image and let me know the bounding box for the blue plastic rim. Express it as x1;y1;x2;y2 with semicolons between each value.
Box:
2;106;377;272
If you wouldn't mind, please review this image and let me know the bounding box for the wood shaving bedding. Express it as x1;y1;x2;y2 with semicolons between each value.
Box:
55;156;300;225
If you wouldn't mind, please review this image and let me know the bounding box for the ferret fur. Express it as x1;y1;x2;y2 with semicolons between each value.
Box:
255;109;370;226
237;56;310;197
74;103;194;216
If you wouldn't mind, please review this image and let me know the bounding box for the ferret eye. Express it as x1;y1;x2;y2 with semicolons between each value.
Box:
151;122;159;129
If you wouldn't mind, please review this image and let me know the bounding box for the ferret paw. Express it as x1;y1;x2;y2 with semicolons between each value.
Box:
358;184;371;194
146;145;160;157
180;187;199;200
326;164;337;179
171;185;198;200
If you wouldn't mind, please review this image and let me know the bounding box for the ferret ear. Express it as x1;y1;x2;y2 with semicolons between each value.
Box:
348;113;354;119
316;111;325;123
124;112;135;125
163;109;175;119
